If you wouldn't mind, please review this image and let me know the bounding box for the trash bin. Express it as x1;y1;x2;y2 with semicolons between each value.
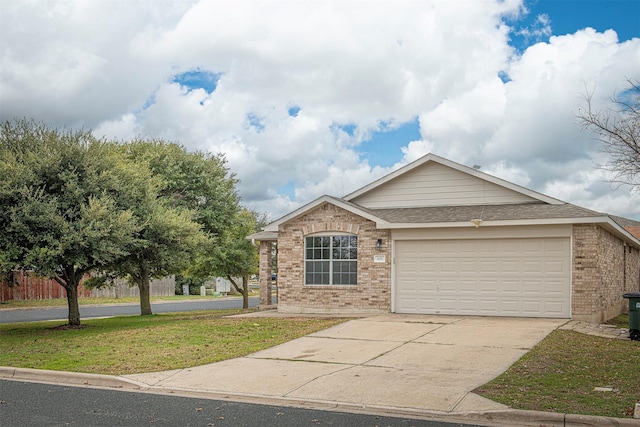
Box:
622;292;640;341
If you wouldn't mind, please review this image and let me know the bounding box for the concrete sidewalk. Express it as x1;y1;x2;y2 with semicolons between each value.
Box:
3;314;638;426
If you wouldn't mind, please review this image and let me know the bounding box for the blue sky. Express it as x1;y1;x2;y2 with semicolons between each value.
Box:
1;1;638;219
355;0;639;170
525;0;639;43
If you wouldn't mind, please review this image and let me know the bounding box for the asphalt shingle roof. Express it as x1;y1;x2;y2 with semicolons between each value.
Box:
368;203;604;223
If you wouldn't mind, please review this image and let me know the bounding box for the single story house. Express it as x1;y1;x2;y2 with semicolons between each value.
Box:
249;153;640;322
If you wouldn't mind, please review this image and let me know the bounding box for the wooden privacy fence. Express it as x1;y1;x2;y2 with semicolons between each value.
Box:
0;272;175;301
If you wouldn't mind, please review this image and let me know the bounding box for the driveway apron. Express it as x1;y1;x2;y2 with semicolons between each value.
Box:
124;314;565;413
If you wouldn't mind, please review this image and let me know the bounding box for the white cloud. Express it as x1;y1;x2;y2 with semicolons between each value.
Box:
516;13;553;43
1;0;638;220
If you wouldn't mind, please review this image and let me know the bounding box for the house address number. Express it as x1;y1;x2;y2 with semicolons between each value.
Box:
373;255;386;263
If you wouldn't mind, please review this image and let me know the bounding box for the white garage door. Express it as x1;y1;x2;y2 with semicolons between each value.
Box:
394;238;570;318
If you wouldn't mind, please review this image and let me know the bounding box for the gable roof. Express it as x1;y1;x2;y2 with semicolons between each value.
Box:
344;153;564;206
261;195;390;233
249;153;640;248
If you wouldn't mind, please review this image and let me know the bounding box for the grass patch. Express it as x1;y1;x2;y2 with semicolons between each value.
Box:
475;330;640;418
0;309;347;375
0;295;237;309
605;313;630;329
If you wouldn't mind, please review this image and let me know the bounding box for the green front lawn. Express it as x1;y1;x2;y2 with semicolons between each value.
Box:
0;310;346;375
0;295;234;309
475;329;640;419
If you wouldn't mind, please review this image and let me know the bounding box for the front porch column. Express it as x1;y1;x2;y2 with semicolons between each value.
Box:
259;240;274;306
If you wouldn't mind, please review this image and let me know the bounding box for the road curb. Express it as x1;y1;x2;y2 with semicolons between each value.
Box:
2;367;638;426
0;366;142;390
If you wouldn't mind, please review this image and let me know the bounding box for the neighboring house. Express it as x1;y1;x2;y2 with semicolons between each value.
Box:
248;154;640;322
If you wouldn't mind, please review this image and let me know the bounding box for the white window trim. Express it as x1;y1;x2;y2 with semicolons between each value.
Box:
304;233;357;286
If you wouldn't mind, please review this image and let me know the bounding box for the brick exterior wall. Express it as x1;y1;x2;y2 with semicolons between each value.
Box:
259;240;274;306
276;202;391;314
263;205;640;319
572;224;640;322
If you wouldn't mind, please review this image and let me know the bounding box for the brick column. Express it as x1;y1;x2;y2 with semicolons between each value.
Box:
259;241;273;306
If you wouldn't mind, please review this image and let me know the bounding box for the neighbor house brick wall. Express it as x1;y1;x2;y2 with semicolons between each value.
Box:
624;226;640;240
572;224;640;322
276;202;391;314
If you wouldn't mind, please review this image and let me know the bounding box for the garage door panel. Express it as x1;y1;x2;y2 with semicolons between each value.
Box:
522;240;543;255
478;281;498;293
545;260;566;274
543;239;566;254
459;260;477;272
543;301;566;316
480;260;499;273
522;279;543;294
499;299;520;312
544;279;565;294
479;299;498;312
440;241;458;255
440;279;461;292
459;280;477;293
440;261;458;273
395;237;570;318
501;260;519;273
523;260;543;273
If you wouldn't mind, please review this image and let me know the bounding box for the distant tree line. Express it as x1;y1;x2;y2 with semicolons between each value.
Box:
0;119;264;327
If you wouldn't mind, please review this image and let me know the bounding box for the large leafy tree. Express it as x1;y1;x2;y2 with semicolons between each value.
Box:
126;141;240;237
190;209;265;308
0;120;144;327
97;194;207;316
117;141;240;312
578;79;640;189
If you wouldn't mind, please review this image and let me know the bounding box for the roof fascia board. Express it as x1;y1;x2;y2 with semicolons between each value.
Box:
378;216;640;247
263;195;387;231
378;218;582;229
344;153;565;205
246;231;278;241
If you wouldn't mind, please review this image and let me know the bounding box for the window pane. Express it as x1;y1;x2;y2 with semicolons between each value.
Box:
348;271;357;285
306;261;330;285
333;261;357;285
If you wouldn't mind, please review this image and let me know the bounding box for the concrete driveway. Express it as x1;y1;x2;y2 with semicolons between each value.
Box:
125;314;565;414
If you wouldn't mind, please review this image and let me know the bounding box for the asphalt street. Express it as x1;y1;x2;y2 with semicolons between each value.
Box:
0;297;261;324
0;380;481;427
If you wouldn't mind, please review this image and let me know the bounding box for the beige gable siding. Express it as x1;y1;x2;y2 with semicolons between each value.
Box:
351;163;537;208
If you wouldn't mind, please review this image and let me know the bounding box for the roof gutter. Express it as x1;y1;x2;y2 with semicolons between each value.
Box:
377;217;640;248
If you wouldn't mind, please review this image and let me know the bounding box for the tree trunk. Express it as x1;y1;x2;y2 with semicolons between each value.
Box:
242;275;249;309
228;275;249;309
56;268;81;327
65;283;81;327
137;269;153;316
